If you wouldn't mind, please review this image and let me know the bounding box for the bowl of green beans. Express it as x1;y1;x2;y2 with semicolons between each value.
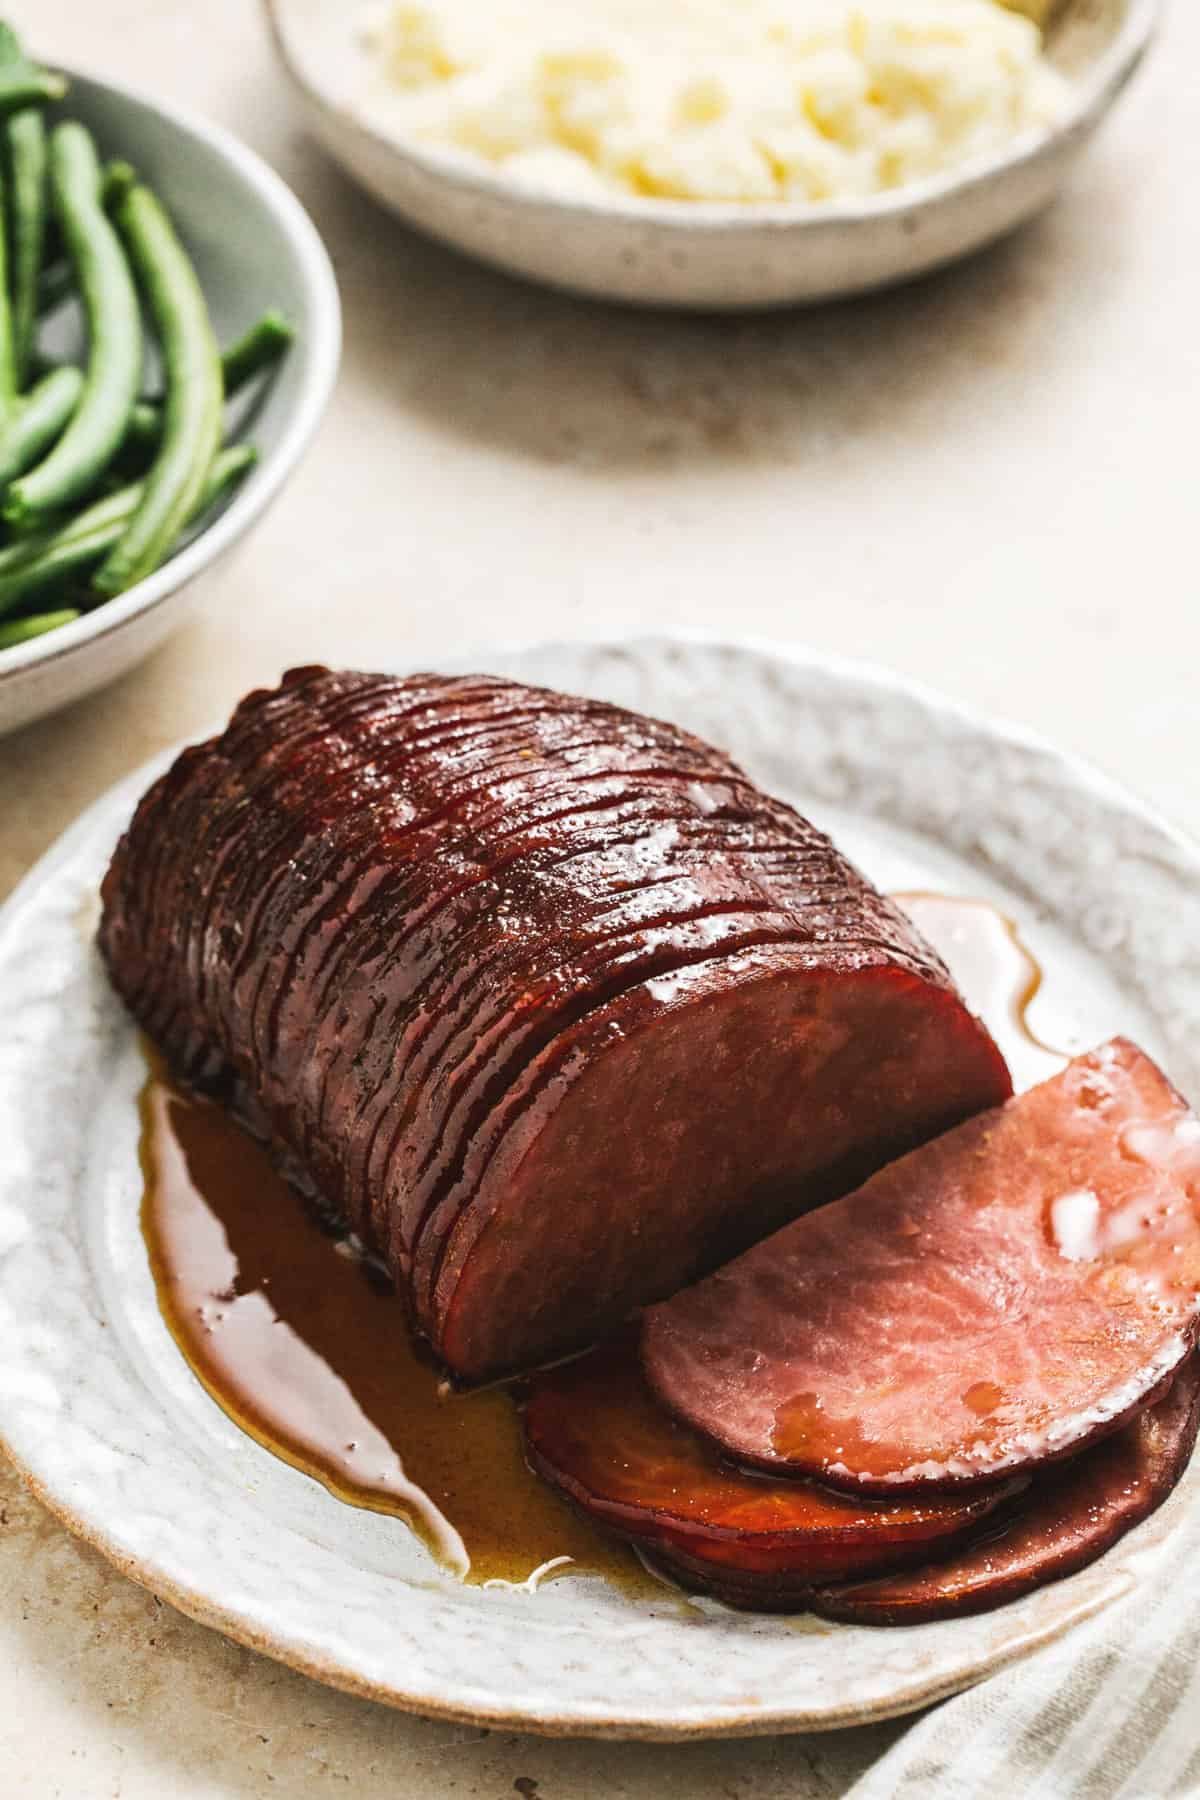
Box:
0;27;340;737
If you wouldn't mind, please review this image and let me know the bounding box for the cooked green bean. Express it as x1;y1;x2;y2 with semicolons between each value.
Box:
0;30;286;637
0;513;113;613
220;311;294;392
0;364;82;485
101;157;136;213
0;481;132;578
0;27;38;395
0;159;15;418
0;607;79;649
0;65;66;113
5;124;142;524
0;442;255;615
0;441;214;574
121;398;159;450
32;330;289;475
8;109;48;385
116;310;294;454
94;182;222;596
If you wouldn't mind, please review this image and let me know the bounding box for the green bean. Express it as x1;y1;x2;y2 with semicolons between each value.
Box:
0;481;133;578
0;364;82;485
0;156;15;418
134;312;294;446
118;310;293;457
219;310;294;392
0;33;41;392
0;442;254;614
94;183;222;596
121;399;160;451
0;514;113;613
36;308;295;452
0;66;67;113
7;109;48;384
101;157;136;213
5;124;142;525
0;607;78;649
0;440;224;572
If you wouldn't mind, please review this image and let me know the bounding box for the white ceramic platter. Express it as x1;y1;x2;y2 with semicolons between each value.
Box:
2;636;1199;1740
265;0;1157;309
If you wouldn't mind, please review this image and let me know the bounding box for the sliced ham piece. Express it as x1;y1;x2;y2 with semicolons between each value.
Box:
526;1339;1199;1620
99;667;1011;1383
810;1355;1200;1624
643;1041;1200;1492
523;1332;1016;1585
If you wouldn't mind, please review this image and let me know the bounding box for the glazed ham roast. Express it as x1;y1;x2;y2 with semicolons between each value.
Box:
99;665;1010;1382
100;667;1200;1622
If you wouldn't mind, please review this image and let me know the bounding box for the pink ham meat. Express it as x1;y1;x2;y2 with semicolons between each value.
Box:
643;1041;1200;1492
99;666;1011;1383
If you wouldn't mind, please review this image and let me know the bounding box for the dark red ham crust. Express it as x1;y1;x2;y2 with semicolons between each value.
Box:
99;667;1010;1381
642;1041;1200;1492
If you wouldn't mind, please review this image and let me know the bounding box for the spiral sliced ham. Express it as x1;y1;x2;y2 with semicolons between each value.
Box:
99;666;1010;1382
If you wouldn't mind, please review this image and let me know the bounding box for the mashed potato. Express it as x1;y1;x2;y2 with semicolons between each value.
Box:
359;0;1068;204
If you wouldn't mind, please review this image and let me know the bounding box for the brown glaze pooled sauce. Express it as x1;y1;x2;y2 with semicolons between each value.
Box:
140;893;1062;1589
141;1075;632;1589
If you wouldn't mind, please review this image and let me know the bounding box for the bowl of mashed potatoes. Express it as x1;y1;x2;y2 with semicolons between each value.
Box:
265;0;1157;308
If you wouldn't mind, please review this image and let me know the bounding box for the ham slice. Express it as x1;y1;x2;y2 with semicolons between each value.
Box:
523;1332;1016;1586
808;1356;1200;1624
643;1041;1200;1491
525;1338;1199;1621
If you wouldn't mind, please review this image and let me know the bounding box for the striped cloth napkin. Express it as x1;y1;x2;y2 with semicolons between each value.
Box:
845;1516;1200;1800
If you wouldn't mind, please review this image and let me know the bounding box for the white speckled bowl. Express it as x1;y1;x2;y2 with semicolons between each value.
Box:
265;0;1156;310
0;68;341;740
2;636;1199;1738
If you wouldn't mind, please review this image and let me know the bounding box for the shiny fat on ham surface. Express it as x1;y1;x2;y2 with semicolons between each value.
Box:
643;1040;1200;1491
98;667;1011;1382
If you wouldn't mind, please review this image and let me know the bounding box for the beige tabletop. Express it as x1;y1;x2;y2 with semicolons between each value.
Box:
3;3;1196;1795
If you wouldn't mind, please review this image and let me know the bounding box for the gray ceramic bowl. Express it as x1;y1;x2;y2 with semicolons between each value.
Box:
266;0;1156;311
0;68;341;740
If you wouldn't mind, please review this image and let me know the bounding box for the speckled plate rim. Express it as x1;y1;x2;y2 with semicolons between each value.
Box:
2;631;1200;1741
265;0;1158;235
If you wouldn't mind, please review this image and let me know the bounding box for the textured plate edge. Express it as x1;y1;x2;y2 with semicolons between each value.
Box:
0;1425;1131;1740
